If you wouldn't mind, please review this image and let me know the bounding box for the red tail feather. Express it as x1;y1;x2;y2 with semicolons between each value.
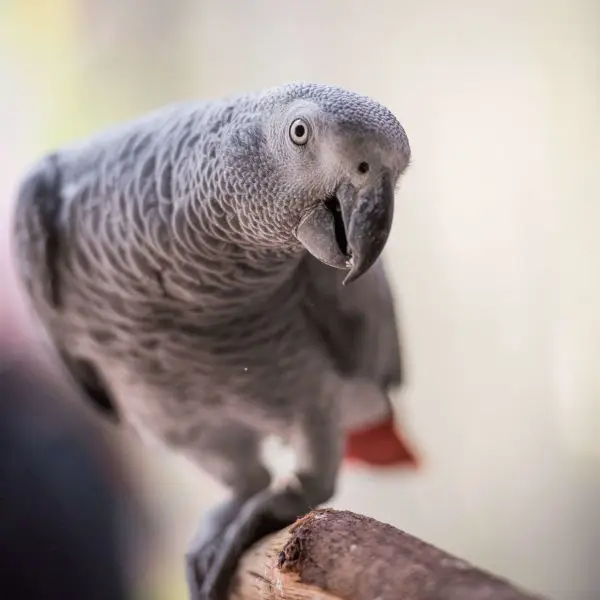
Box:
344;417;420;468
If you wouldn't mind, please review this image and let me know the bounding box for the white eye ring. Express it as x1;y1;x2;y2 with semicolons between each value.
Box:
289;118;310;145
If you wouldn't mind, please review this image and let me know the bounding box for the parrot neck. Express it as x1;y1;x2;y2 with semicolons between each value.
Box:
161;202;306;310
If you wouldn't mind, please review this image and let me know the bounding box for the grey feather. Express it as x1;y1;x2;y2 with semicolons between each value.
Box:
301;255;403;389
13;153;64;310
12;82;411;598
13;157;120;420
57;351;120;421
12;80;410;517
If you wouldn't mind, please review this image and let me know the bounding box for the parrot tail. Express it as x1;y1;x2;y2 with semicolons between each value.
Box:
344;416;421;468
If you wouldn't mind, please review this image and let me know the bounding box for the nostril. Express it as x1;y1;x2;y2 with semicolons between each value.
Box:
357;161;370;174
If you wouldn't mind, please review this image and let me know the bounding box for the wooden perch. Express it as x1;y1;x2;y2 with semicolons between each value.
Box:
230;508;548;600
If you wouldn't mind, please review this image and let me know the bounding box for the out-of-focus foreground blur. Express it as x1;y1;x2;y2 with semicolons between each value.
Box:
1;1;599;599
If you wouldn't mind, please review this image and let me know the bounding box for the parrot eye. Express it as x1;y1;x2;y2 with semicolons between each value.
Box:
289;118;310;145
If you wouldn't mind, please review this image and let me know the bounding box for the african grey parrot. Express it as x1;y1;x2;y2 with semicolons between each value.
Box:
12;83;411;600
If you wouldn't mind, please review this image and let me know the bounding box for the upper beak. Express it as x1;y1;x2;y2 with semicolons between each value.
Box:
295;171;395;284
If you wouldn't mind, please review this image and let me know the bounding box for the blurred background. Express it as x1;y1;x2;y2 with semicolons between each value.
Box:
1;0;599;599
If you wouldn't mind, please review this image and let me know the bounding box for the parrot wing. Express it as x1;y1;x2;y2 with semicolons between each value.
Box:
300;253;403;390
13;154;120;421
300;254;418;468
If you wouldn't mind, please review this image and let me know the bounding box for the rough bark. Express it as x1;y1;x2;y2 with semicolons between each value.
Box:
230;508;548;600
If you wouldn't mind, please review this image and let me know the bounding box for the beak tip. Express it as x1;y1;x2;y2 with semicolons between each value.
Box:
342;261;361;285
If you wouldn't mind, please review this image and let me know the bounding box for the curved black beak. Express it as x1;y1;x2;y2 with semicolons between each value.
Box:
296;171;395;284
338;172;394;284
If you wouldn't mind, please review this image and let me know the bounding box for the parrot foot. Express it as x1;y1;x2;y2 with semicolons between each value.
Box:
186;540;221;600
186;480;323;600
185;495;250;600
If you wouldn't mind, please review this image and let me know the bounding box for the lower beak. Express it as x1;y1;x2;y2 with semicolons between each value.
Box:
295;172;395;284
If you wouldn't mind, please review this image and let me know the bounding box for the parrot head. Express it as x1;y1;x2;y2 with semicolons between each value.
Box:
223;83;411;283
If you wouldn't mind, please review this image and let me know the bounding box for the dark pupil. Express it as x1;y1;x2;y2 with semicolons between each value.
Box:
294;124;305;138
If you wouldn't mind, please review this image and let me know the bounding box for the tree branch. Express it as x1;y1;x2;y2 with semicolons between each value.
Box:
230;508;548;600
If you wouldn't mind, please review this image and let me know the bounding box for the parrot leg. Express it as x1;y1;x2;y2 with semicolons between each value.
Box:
184;427;272;600
189;408;342;600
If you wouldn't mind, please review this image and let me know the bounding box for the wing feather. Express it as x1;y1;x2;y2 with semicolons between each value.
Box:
12;155;120;421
